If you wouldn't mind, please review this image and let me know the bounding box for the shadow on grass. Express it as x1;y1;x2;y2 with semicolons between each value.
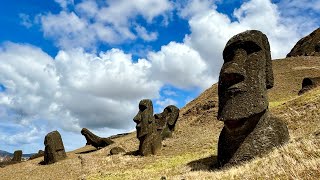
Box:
124;150;140;156
75;149;98;154
187;155;219;171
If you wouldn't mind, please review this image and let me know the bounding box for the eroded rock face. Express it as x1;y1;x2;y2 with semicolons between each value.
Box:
11;150;22;162
44;131;67;165
298;77;320;95
81;128;114;148
287;28;320;57
155;105;180;140
133;99;161;156
217;30;289;167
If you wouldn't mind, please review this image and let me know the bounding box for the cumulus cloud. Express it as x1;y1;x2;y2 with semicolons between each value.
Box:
39;0;173;49
0;42;162;135
155;98;177;113
149;42;214;90
173;0;319;83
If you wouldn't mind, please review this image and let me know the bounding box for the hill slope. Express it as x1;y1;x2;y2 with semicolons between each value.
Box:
0;56;320;179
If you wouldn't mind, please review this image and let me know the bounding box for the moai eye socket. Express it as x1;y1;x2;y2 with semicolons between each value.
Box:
223;41;262;62
139;104;147;112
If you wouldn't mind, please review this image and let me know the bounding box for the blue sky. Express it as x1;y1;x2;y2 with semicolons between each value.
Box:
0;0;319;153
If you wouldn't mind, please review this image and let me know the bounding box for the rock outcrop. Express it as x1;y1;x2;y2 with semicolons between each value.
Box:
287;28;320;57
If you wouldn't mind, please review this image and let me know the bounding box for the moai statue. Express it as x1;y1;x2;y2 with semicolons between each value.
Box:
11;150;22;162
29;150;45;160
81;128;114;148
133;99;161;156
217;30;289;167
44;130;67;165
155;105;180;140
298;77;320;95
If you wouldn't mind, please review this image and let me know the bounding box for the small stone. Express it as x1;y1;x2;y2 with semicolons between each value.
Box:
110;147;126;155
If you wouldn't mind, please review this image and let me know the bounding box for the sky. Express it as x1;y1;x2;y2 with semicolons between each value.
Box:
0;0;319;153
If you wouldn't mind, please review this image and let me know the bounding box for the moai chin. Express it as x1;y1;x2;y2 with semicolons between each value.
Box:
81;128;114;148
217;30;289;167
155;105;180;140
133;99;161;156
11;150;22;162
44;130;67;165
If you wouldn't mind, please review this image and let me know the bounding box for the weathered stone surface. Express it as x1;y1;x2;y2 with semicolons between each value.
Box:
298;77;320;95
44;130;67;165
133;99;161;156
217;30;289;167
155;105;180;140
110;147;126;155
287;28;320;57
29;150;45;160
81;128;114;148
11;150;22;162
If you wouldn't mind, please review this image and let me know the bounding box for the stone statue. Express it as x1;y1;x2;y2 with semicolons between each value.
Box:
133;99;161;156
44;130;67;165
155;105;180;140
81;128;114;148
29;150;44;160
298;77;320;95
11;150;22;162
217;30;289;167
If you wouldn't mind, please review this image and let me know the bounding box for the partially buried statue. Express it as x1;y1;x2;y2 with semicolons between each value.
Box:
133;99;161;156
155;105;180;140
11;150;22;162
44;130;67;165
217;30;289;167
81;128;114;148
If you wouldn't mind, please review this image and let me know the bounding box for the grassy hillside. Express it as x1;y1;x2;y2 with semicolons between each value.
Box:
0;56;320;179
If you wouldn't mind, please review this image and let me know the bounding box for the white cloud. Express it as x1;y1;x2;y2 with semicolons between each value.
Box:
54;0;74;9
19;14;33;28
0;43;162;134
135;25;158;42
155;98;177;113
149;42;214;90
38;0;173;49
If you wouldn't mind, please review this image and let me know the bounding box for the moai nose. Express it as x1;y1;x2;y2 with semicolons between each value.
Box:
133;113;141;124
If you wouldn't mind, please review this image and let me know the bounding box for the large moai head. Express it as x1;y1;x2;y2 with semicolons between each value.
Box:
218;30;274;134
133;99;155;138
155;105;180;139
11;150;22;162
44;130;67;165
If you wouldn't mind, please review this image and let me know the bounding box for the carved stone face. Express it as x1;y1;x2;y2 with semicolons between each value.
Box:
165;105;179;130
155;105;179;131
133;99;154;138
218;30;274;133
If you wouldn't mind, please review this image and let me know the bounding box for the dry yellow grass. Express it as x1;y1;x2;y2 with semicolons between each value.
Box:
1;56;320;180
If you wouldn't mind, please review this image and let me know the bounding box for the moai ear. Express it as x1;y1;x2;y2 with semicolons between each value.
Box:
264;37;274;90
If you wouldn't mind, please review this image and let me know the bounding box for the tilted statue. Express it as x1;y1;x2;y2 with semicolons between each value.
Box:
217;30;289;167
133;99;161;156
44;130;67;165
81;128;114;148
155;105;180;140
